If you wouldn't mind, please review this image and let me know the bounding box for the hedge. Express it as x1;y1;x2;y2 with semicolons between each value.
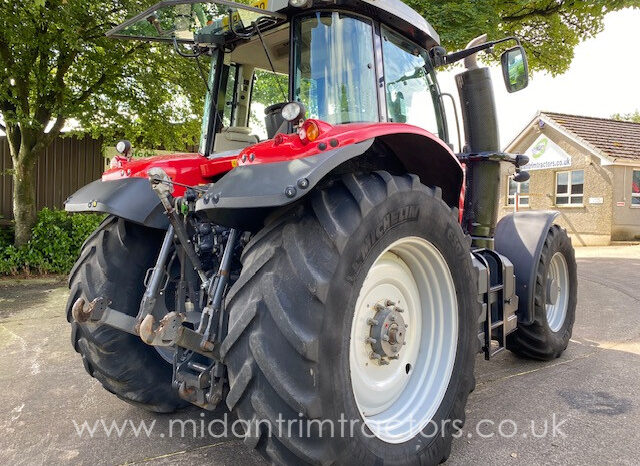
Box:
0;208;105;276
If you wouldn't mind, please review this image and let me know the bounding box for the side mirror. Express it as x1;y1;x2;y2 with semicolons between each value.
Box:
501;46;529;93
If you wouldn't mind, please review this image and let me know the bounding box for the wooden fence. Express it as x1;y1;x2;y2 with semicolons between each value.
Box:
0;135;105;221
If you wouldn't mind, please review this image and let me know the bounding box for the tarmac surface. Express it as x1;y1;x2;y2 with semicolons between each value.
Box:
1;245;639;465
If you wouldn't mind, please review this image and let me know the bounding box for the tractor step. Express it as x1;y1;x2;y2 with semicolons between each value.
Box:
472;249;519;360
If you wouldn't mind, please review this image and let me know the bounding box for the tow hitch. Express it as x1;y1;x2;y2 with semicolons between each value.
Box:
71;298;220;359
71;168;239;410
72;296;137;334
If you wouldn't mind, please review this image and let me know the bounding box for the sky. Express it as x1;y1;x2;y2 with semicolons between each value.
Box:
435;7;640;150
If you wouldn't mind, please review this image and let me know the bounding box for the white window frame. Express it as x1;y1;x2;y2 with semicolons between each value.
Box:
555;170;584;207
507;176;530;207
632;169;640;208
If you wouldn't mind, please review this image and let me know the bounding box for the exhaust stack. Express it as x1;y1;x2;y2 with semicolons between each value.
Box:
456;35;501;248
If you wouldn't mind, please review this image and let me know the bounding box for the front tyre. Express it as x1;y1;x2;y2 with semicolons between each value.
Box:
222;172;479;464
507;225;577;360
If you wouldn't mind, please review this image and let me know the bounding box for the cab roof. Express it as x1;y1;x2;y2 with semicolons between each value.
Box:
359;0;440;48
107;0;441;50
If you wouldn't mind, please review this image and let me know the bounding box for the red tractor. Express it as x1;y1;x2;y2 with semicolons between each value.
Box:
66;1;577;464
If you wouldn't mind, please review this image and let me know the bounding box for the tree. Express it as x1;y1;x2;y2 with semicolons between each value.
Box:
405;0;639;75
0;0;206;246
612;111;640;123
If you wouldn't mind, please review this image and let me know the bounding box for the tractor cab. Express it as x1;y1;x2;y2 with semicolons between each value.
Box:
108;0;450;156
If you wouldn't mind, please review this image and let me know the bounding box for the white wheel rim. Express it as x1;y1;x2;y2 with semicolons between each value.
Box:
349;237;458;444
546;252;569;332
155;346;175;363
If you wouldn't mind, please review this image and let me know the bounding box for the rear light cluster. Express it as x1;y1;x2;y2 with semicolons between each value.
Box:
297;120;321;144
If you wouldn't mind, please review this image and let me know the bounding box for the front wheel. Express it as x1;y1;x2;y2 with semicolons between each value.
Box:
222;172;479;464
507;225;577;360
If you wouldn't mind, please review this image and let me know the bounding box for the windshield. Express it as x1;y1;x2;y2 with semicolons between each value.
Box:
293;12;379;125
107;0;285;43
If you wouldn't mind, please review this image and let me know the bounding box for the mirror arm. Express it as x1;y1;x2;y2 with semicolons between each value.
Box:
440;36;522;66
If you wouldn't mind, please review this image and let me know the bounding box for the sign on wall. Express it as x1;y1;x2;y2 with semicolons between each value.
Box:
522;134;572;171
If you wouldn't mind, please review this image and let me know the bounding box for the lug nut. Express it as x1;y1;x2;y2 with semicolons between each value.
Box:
369;352;381;360
374;303;385;312
385;299;395;307
379;359;390;366
394;306;404;313
367;318;379;326
366;337;377;344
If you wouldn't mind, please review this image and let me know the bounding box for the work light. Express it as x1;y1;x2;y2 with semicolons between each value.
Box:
116;140;132;157
281;102;306;124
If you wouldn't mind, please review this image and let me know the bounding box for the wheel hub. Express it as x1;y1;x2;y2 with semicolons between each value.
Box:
546;277;559;305
349;237;459;443
545;252;570;332
367;300;407;364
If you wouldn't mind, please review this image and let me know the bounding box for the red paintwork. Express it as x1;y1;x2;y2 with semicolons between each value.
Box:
234;120;460;167
103;153;238;196
102;121;465;215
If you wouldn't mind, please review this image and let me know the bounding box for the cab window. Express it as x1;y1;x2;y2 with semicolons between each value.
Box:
221;64;238;127
294;12;378;125
382;27;442;136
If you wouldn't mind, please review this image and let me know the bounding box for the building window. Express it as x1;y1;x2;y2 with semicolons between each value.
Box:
633;170;640;207
507;177;529;206
555;170;584;206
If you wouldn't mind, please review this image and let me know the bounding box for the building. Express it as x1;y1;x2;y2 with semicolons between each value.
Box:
0;135;104;222
500;112;640;246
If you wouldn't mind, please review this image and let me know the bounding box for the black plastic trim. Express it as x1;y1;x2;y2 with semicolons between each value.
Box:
65;178;168;230
494;211;559;325
196;138;375;212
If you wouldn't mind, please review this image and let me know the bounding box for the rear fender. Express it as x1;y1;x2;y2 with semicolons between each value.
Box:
65;178;168;230
196;126;464;228
372;132;463;207
494;211;559;325
65;151;240;229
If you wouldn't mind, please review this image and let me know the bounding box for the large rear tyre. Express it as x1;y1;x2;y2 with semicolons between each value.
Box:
222;172;479;464
507;225;577;360
65;216;185;413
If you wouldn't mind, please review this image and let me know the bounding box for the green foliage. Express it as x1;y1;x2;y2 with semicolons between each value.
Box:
612;111;640;123
0;0;206;151
0;209;105;275
1;0;638;147
405;0;639;76
252;71;288;108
